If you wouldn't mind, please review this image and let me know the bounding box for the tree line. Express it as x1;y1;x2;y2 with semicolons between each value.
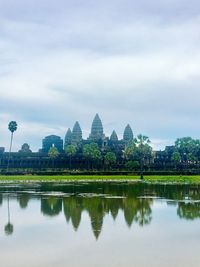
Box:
4;121;200;176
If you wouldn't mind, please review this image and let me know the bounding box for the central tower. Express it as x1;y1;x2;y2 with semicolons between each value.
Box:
89;114;104;141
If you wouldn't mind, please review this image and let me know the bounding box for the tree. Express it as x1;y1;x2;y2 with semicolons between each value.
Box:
125;160;140;171
174;137;200;168
187;152;197;164
175;137;196;156
123;135;152;179
123;141;136;160
134;134;152;180
83;143;102;169
171;151;181;169
104;152;116;169
7;121;18;171
65;145;77;169
48;146;59;168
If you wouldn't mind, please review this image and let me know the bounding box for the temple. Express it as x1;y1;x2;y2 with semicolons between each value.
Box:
89;114;105;141
52;113;133;153
71;121;82;146
0;113;138;170
42;135;63;153
123;124;133;143
0;113;189;172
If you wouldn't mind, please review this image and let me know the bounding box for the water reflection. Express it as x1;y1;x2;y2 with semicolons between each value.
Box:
4;195;14;235
177;202;200;220
1;182;200;238
17;194;30;209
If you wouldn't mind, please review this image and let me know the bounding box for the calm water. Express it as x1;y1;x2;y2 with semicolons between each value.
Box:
0;182;200;267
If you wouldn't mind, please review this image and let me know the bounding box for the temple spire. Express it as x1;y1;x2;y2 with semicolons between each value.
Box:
89;114;104;140
65;128;72;146
72;121;82;145
110;130;118;141
123;124;133;142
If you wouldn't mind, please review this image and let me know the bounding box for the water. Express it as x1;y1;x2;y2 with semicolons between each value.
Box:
0;182;200;267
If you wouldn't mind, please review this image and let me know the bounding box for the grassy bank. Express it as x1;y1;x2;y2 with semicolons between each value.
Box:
1;175;200;183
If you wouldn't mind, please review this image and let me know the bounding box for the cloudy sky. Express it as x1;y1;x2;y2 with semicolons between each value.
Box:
0;0;200;151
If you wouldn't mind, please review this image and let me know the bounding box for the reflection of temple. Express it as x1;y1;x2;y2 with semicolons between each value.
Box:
44;195;152;239
2;183;200;238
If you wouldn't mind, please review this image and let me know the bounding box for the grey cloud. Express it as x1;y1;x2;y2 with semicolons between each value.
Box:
1;0;200;20
0;0;200;151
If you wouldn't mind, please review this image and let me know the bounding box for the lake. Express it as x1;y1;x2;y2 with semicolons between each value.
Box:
0;182;200;267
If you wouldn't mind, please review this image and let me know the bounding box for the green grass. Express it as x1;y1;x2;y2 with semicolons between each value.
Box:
0;175;139;181
0;175;200;183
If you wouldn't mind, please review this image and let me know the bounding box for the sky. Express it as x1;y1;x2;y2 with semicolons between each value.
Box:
0;0;200;151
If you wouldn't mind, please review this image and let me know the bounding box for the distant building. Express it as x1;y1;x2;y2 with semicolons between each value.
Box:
42;135;63;153
72;121;82;146
0;113;182;172
123;124;133;143
63;113;134;153
89;114;105;141
110;130;118;142
0;147;5;154
18;143;32;153
65;128;72;147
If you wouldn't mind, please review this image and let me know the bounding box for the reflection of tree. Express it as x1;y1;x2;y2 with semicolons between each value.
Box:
41;197;62;217
124;198;152;227
18;194;30;209
177;202;200;220
4;195;14;236
134;198;152;226
0;194;3;206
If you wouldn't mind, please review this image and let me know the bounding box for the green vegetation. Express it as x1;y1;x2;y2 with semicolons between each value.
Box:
48;146;59;168
48;146;59;158
65;145;77;169
104;152;117;169
1;175;200;183
124;134;152;179
83;143;102;169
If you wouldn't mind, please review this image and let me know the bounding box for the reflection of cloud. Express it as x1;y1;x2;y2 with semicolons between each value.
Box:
0;1;200;151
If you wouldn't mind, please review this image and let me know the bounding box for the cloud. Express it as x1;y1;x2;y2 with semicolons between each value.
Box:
0;1;200;151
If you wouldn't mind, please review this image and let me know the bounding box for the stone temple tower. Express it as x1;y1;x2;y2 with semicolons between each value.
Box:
65;128;72;146
89;114;104;141
110;130;118;142
72;121;82;145
123;124;133;143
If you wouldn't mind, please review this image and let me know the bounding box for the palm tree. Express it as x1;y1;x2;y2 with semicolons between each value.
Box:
135;134;152;180
7;121;18;171
83;143;102;170
48;146;59;168
104;152;116;170
65;145;77;170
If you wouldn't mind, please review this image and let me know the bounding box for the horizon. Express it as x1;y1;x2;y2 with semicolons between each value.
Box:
0;113;174;152
1;113;198;152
